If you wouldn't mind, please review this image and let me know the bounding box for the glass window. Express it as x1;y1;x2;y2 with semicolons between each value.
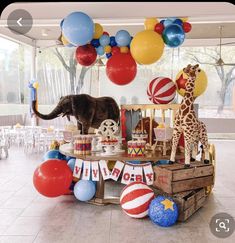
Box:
0;36;32;105
100;45;235;119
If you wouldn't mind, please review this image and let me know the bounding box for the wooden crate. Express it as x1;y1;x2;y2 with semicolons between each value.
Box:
173;188;207;222
153;161;214;194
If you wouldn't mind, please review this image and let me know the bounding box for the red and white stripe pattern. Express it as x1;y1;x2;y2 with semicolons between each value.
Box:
147;77;176;104
120;182;154;218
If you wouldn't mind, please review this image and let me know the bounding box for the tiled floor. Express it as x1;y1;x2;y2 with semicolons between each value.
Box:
0;140;235;243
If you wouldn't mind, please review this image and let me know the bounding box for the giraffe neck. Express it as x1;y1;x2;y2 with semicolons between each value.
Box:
181;76;196;109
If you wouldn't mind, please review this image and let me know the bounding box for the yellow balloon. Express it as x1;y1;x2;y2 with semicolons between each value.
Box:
61;35;69;45
104;45;111;53
144;18;159;30
180;17;189;22
130;30;164;65
120;46;129;53
93;23;103;39
33;82;39;89
175;69;208;97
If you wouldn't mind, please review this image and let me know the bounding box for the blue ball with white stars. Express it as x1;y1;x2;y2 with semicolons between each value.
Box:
148;195;178;227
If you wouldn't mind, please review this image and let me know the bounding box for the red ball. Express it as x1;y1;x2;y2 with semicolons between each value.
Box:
103;31;109;36
106;53;137;85
182;22;192;33
147;77;176;104
75;44;97;66
120;182;154;218
154;23;164;34
111;46;120;55
33;159;73;197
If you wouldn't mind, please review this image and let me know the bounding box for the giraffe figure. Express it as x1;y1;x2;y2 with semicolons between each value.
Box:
169;64;209;168
191;120;210;163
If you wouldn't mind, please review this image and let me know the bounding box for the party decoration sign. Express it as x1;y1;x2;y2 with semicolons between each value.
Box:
72;159;154;185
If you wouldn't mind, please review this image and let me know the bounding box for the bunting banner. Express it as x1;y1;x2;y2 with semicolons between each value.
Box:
72;159;154;185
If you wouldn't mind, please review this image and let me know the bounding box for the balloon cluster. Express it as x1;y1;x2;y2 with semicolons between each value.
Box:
154;17;192;48
91;25;133;60
59;12;192;85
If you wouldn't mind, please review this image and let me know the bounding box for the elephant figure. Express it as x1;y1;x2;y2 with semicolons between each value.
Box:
32;94;120;134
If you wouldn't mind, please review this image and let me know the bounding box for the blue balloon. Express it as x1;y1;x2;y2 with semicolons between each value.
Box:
74;180;96;201
60;19;64;29
173;18;183;26
160;20;165;25
62;11;94;46
99;34;110;47
65;156;75;162
67;158;76;172
163;19;173;27
162;24;185;48
43;149;66;161
65;43;75;48
148;196;178;227
106;53;112;59
96;46;105;56
110;36;117;47
168;17;177;22
115;30;131;47
91;39;100;48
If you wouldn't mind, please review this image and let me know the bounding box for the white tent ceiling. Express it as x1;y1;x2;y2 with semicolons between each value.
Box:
1;2;235;47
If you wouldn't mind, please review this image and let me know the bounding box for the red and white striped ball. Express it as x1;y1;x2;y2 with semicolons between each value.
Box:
147;77;176;104
120;181;154;218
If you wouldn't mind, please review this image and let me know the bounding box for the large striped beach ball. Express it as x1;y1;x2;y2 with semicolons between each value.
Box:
147;77;176;104
120;181;155;218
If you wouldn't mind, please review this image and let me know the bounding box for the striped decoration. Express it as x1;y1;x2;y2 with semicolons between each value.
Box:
120;181;154;218
147;77;176;104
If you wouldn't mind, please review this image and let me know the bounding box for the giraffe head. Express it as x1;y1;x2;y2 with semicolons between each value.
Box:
183;64;201;90
183;64;201;78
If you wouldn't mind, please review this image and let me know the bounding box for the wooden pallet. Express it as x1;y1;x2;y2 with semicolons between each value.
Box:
153;161;214;194
173;188;207;222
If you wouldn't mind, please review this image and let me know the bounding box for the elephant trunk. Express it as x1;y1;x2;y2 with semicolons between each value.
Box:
32;101;62;120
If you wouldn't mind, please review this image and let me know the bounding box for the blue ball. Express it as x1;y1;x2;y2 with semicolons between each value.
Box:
160;20;165;25
62;11;94;46
99;34;110;47
148;196;178;227
162;24;185;48
110;36;117;47
74;180;96;201
96;46;105;56
163;19;173;27
173;19;183;26
67;158;76;172
106;53;112;59
43;149;66;161
91;39;100;48
115;30;131;47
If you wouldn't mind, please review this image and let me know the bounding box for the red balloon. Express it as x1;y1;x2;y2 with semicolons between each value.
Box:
33;159;73;197
182;22;192;33
111;46;120;55
106;53;137;85
154;23;164;34
75;44;97;66
103;31;109;36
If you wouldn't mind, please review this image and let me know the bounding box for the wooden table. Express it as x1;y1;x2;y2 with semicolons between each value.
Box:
59;143;184;205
